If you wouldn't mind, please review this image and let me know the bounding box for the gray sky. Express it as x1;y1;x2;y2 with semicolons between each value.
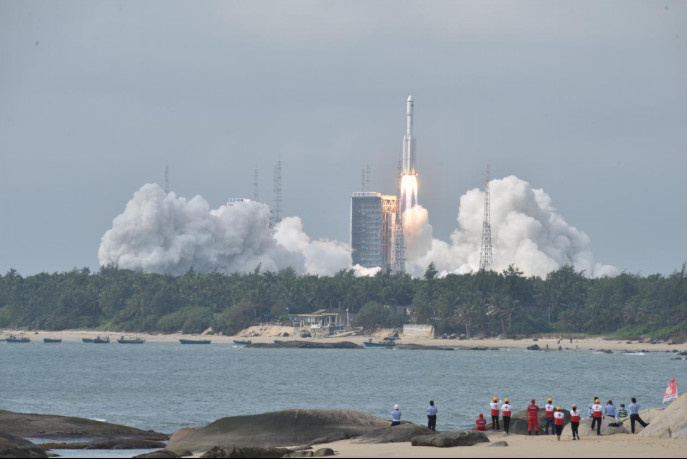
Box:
1;0;686;276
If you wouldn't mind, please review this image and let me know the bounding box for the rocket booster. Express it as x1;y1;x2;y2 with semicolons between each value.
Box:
402;95;416;175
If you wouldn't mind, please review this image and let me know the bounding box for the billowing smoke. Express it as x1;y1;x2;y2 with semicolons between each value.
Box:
98;184;373;276
407;176;617;278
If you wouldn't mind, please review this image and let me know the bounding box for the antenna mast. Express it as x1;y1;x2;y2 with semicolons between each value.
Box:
270;160;282;227
479;165;493;271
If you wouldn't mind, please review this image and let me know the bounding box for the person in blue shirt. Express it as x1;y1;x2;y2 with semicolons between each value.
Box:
390;405;402;427
605;400;617;419
628;398;649;434
427;401;438;431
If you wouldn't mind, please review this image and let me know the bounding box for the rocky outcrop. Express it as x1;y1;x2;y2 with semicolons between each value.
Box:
640;394;687;438
0;432;48;458
394;344;454;351
134;451;181;459
411;430;489;447
199;446;291;458
527;344;542;351
167;410;389;453
354;423;436;443
247;341;361;349
579;417;629;436
0;410;167;441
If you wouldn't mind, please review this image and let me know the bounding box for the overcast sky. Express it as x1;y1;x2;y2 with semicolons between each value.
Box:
1;0;685;276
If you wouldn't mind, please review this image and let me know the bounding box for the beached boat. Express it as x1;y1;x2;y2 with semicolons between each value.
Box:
117;337;146;344
363;337;399;348
82;338;95;343
43;338;62;343
233;339;252;346
179;339;211;345
6;334;31;343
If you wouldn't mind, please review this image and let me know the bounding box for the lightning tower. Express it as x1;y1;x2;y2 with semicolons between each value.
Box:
479;165;493;271
270;160;282;227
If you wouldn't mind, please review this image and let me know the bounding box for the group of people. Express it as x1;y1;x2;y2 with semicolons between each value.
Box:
390;396;650;441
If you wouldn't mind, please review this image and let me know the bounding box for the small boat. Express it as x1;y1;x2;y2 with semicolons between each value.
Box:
43;338;62;343
233;339;252;346
179;339;211;345
82;338;95;343
363;337;399;348
117;336;146;344
93;336;110;344
6;334;31;343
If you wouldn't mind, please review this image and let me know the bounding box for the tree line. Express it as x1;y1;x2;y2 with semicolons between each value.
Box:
0;263;685;342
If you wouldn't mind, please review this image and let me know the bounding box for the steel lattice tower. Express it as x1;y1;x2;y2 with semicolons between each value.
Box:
479;165;493;271
270;160;282;227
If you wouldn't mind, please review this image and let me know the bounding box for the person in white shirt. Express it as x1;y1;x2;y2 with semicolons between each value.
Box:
490;397;501;431
501;398;513;435
427;401;438;431
390;405;402;427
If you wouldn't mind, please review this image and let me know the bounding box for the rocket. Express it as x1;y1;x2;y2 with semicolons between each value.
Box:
402;95;416;175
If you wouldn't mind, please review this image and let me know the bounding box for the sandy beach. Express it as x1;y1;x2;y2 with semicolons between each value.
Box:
3;326;685;353
315;433;687;458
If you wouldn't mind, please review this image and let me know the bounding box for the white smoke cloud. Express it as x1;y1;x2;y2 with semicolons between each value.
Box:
99;183;365;276
410;176;617;278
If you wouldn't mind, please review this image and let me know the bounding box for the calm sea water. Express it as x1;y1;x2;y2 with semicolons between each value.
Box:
2;342;686;436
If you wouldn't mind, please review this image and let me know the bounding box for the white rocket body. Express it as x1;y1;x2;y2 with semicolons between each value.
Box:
402;95;416;175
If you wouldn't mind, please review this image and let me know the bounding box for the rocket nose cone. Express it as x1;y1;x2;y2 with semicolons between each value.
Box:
407;95;413;102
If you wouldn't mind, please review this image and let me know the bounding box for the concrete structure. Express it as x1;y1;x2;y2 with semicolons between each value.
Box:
403;324;435;338
290;310;344;329
351;192;399;271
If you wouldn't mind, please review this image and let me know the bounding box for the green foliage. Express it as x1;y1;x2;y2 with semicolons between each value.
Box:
0;263;685;340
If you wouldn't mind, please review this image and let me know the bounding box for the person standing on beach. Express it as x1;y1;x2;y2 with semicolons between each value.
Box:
544;398;555;435
618;404;629;424
490;397;501;431
570;404;581;440
553;406;565;441
527;399;540;435
502;398;512;435
390;405;402;427
427;401;437;431
591;398;603;435
629;398;649;434
605;400;617;420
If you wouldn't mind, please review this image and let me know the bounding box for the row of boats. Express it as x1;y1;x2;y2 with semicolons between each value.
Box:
1;334;251;345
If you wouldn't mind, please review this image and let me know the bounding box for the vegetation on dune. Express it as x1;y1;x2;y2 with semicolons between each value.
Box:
0;263;685;342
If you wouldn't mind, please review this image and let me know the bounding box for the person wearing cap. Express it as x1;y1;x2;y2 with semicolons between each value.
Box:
390;405;402;427
427;401;438;431
501;398;512;435
591;398;603;435
490;397;501;431
527;399;540;435
544;398;555;435
475;413;488;431
570;404;581;440
553;406;565;441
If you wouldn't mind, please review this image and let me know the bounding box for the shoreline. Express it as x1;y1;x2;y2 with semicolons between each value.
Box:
2;327;686;353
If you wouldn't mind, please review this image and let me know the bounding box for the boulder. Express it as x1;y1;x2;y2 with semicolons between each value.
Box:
489;441;508;447
167;409;389;453
579;417;629;436
0;432;48;458
200;446;290;458
134;451;181;459
640;394;687;438
355;423;436;443
83;439;168;449
508;409;570;435
411;430;489;447
527;344;541;351
313;448;334;457
0;410;167;441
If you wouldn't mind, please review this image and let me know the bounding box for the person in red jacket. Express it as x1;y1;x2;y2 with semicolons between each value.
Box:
591;398;603;436
570;404;581;440
490;397;501;431
475;413;488;431
553;406;565;441
527;399;540;435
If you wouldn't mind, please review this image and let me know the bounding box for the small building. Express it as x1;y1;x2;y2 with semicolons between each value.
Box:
289;310;343;329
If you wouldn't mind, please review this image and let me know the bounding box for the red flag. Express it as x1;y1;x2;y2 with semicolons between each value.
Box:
663;378;678;404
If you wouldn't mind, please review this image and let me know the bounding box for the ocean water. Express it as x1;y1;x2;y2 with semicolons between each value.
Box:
1;342;686;436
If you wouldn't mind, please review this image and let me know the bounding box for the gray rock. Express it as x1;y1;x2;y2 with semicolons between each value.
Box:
313;448;334;457
411;430;489;447
168;410;388;453
200;446;290;458
0;432;48;459
489;441;508;447
355;423;436;444
287;452;313;458
507;408;571;436
580;417;629;436
288;446;312;452
527;344;541;351
134;450;181;459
